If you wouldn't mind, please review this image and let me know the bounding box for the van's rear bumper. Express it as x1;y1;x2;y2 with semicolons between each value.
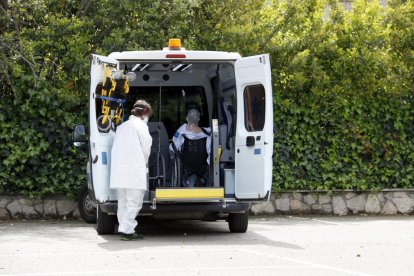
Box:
100;201;250;215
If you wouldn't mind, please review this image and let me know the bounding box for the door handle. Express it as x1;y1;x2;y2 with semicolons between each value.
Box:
246;136;255;147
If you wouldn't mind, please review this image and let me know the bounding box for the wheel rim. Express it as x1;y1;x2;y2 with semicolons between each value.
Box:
83;193;96;216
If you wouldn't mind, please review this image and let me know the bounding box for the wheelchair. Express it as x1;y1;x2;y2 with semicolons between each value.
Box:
170;135;209;187
148;122;210;188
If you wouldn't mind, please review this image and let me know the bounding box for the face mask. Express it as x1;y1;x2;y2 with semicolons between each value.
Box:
143;116;149;124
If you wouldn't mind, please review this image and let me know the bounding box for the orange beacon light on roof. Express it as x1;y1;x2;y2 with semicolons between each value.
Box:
168;38;181;50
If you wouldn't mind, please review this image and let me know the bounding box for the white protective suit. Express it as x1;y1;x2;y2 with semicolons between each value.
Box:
110;115;152;234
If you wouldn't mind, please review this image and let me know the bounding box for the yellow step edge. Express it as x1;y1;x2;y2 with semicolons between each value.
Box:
155;188;224;199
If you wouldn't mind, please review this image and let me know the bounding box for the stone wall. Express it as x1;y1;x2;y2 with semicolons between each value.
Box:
250;191;414;216
1;191;413;220
0;195;81;220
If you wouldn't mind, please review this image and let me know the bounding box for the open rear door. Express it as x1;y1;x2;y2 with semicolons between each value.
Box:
89;54;119;203
234;54;273;200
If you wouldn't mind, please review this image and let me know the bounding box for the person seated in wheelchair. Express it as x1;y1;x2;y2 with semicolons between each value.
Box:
170;109;211;187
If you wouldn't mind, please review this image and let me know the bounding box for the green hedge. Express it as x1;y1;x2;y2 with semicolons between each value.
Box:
268;0;414;191
0;0;413;197
0;2;90;197
273;95;414;191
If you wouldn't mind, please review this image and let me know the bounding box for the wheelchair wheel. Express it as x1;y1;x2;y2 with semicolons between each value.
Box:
159;154;167;187
171;156;181;187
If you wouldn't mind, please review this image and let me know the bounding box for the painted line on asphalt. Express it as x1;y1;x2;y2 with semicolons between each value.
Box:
0;245;374;276
308;218;342;225
0;247;234;258
0;246;303;258
1;265;315;276
0;247;314;275
287;216;342;225
240;248;374;276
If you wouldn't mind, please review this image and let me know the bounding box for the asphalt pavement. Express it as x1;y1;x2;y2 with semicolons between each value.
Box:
0;216;413;276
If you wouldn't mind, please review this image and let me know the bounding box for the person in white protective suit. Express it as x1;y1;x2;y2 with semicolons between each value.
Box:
110;99;152;241
171;109;211;187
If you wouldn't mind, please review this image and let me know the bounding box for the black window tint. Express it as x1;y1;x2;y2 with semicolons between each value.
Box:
244;85;265;132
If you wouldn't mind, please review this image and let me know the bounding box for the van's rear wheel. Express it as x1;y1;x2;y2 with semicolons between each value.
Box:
78;184;96;224
96;205;116;235
228;212;248;233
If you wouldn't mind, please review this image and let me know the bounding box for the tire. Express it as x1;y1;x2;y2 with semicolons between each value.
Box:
96;205;117;235
228;212;249;233
78;184;96;223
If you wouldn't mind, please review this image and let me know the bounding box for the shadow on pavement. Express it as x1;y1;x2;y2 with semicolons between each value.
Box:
96;219;304;251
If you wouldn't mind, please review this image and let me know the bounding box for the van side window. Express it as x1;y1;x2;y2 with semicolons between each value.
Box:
243;85;265;132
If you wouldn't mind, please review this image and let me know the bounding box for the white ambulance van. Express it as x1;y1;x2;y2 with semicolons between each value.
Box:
73;39;273;234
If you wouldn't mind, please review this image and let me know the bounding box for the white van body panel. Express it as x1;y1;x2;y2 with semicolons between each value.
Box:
234;54;273;200
89;54;118;203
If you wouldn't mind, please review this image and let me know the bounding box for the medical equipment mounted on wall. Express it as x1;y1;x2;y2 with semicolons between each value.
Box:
72;39;274;234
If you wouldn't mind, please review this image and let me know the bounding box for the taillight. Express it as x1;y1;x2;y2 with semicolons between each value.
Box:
165;54;186;59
